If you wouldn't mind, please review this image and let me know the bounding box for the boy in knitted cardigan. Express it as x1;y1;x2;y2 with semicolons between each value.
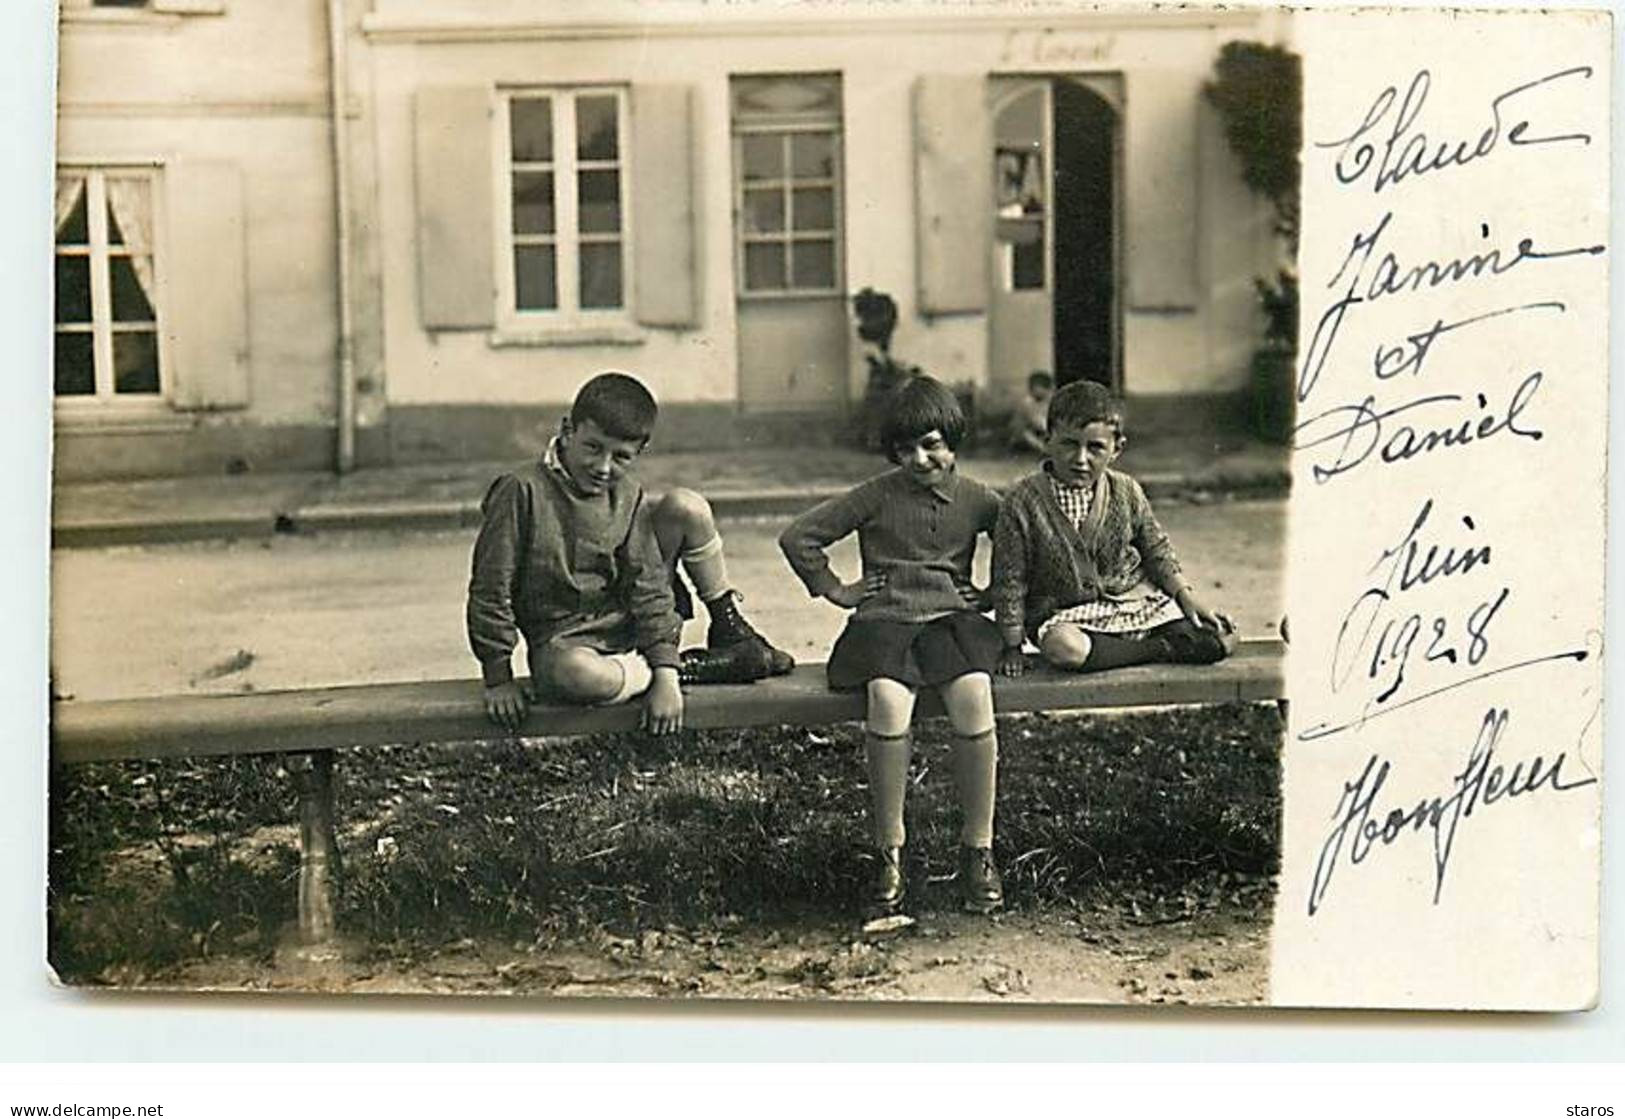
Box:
991;381;1237;676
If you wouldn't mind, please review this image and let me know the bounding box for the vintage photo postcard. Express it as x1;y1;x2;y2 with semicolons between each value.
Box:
44;0;1608;1010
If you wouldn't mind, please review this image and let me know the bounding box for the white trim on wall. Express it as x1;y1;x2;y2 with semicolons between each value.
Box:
362;10;1262;44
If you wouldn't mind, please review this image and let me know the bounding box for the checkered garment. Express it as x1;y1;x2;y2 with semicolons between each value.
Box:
1037;477;1185;639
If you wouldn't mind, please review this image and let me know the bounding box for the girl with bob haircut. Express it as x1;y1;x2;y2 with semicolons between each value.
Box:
780;376;1006;918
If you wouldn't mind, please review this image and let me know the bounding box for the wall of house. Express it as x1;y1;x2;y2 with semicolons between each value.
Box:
364;2;1289;458
54;0;345;479
53;0;1290;476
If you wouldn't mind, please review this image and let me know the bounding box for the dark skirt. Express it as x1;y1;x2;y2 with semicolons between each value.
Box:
827;611;1002;691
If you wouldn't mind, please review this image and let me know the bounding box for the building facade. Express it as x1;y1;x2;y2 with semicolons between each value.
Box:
54;0;1289;479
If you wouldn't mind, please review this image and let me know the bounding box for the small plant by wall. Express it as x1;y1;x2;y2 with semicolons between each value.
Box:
1203;41;1301;445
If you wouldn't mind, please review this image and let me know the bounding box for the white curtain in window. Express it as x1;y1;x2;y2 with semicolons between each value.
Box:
104;177;156;306
55;176;85;236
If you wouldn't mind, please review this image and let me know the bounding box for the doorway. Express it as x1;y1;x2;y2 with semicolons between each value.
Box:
731;73;849;412
987;75;1122;397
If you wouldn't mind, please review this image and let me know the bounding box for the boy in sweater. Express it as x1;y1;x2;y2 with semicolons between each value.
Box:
467;372;792;732
991;381;1237;676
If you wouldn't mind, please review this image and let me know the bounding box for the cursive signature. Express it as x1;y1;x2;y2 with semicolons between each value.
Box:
1317;66;1593;195
1307;708;1597;915
1373;298;1565;382
1296;371;1544;485
1299;211;1603;403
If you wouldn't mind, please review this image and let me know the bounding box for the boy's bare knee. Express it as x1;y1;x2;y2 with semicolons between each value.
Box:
655;487;715;534
1040;625;1092;670
541;647;622;703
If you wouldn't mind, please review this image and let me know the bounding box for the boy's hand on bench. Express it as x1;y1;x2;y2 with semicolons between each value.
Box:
642;667;684;736
998;646;1028;678
483;680;529;732
1175;587;1232;634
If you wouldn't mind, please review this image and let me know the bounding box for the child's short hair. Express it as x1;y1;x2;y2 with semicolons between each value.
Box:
571;372;658;442
1047;380;1124;437
880;375;966;461
1028;370;1055;393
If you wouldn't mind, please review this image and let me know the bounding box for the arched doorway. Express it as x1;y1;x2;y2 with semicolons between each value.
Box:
987;75;1122;398
1052;79;1119;389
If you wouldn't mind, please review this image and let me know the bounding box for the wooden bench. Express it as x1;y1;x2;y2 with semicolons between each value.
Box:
51;640;1286;948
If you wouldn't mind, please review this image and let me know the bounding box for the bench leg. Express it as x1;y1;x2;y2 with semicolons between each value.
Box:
291;750;338;946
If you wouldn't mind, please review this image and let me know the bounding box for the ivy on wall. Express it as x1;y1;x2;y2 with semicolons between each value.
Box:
1203;41;1303;440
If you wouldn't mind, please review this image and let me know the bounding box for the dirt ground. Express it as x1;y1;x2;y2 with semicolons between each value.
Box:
72;823;1271;1006
140;905;1270;1006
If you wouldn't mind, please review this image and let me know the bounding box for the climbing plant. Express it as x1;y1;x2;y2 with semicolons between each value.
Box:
1203;41;1302;441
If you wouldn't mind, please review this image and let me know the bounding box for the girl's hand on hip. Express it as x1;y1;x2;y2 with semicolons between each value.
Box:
957;581;993;611
826;570;887;609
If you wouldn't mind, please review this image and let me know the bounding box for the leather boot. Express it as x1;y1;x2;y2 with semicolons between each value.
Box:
706;591;795;676
958;846;1004;914
677;644;772;686
868;845;906;916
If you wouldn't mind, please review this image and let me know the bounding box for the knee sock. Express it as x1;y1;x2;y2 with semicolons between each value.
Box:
681;532;731;604
1064;630;1165;672
1147;619;1229;664
864;730;912;848
951;727;998;849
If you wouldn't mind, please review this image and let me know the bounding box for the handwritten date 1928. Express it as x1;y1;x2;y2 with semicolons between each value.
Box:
1335;585;1508;704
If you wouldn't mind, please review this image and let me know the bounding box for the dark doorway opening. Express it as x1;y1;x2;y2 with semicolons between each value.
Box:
1051;80;1118;389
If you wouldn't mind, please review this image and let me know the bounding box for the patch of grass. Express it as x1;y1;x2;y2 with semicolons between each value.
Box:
49;755;297;981
49;703;1282;974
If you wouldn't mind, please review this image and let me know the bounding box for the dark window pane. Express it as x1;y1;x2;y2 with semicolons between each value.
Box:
55;255;91;324
514;246;557;310
93;0;149;7
579;242;623;309
741;135;783;182
744;243;785;291
792;187;833;231
113;331;160;394
790;241;835;289
577;170;621;234
111;256;156;322
510;98;553;163
54;333;94;396
576;95;619;161
742;188;784;233
512;172;554;234
791;133;835;179
1013;236;1045;290
56;186;89;245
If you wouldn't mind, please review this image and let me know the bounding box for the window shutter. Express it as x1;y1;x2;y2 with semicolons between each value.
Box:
1123;77;1200;310
913;75;991;316
631;84;698;328
414;85;495;330
164;160;249;411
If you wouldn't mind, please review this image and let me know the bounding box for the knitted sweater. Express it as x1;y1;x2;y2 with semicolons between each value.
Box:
779;467;1001;624
991;466;1185;646
466;462;682;686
